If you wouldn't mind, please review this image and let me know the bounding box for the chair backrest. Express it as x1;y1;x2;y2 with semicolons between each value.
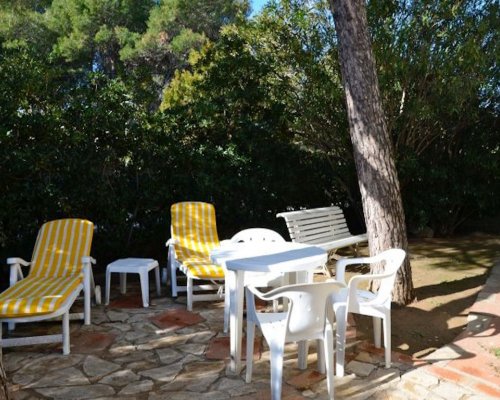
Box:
256;281;347;342
230;228;285;243
371;249;406;302
30;219;94;278
170;202;220;261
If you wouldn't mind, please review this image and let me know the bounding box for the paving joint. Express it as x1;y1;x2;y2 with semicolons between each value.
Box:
3;260;499;399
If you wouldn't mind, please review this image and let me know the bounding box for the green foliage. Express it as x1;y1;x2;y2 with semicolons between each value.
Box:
0;0;251;264
369;0;499;234
0;0;498;270
118;0;250;105
162;2;359;225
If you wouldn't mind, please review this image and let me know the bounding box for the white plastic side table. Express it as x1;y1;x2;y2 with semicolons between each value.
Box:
105;258;161;307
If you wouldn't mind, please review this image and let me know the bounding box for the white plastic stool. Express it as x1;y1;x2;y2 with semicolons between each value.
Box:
105;258;161;307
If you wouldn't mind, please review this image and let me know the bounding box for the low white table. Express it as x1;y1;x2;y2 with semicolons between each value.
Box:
105;258;161;307
211;242;327;373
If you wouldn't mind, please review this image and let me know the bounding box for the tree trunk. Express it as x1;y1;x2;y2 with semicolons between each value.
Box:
0;354;10;400
329;0;415;304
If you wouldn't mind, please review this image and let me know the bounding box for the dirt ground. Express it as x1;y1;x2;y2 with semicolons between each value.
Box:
332;234;500;359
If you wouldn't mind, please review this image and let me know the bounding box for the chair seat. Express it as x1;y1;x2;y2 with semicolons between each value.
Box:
355;289;388;308
0;275;83;318
179;257;225;279
357;290;376;302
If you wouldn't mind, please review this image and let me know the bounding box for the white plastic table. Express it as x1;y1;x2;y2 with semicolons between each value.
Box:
105;258;161;307
211;242;328;373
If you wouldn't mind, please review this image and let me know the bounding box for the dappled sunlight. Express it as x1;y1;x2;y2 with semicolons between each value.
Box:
387;288;483;357
331;235;498;363
408;235;500;271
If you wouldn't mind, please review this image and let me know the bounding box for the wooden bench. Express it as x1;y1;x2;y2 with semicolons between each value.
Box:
276;206;367;275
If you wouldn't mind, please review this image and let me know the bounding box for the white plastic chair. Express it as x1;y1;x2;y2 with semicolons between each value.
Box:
223;228;286;333
334;248;406;376
245;281;347;400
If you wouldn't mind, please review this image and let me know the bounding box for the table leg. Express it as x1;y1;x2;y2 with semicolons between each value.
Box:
139;271;149;307
296;269;315;369
229;270;244;374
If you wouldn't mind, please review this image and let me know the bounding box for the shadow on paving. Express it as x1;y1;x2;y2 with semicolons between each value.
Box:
2;259;500;399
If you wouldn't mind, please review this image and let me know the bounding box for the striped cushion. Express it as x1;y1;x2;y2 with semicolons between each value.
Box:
179;254;225;279
0;276;83;317
171;202;224;280
0;218;93;318
30;219;94;278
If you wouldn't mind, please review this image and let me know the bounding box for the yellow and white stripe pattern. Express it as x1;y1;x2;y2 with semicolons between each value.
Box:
171;202;224;280
0;219;94;317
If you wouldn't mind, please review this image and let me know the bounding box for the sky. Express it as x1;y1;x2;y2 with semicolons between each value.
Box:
251;0;268;16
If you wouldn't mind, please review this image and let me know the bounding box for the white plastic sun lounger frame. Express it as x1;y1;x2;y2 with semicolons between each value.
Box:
0;256;97;355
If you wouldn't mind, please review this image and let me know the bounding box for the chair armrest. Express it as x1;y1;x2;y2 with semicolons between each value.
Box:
246;285;286;303
336;253;389;284
245;285;289;323
247;283;303;304
7;258;30;286
346;273;394;306
336;258;363;285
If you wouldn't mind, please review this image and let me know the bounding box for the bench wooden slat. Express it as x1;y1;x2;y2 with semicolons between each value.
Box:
293;229;351;243
291;225;350;238
277;207;345;218
277;206;367;253
287;217;348;228
291;221;350;234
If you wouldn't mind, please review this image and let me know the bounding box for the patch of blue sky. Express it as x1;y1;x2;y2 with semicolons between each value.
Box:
250;0;269;16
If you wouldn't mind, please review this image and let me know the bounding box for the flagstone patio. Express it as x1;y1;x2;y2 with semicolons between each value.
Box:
3;265;499;400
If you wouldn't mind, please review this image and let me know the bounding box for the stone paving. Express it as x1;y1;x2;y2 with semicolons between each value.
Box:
2;262;499;400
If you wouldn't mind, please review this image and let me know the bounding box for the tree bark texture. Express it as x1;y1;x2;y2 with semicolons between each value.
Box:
0;355;10;400
329;0;415;304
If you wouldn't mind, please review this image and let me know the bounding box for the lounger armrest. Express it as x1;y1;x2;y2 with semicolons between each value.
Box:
7;258;30;286
166;238;178;247
81;257;96;287
81;256;96;265
7;257;30;267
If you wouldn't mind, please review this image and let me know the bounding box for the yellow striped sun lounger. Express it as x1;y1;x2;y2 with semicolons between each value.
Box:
0;218;99;355
167;202;225;310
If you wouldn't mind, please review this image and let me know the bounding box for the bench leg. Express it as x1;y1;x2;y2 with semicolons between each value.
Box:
155;266;161;296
